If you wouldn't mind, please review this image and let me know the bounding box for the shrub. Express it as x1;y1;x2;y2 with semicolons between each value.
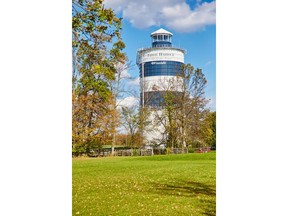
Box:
188;147;194;153
132;148;138;156
165;147;172;155
72;145;86;157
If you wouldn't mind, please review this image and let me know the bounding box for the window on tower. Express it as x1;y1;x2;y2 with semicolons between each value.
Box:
139;61;184;77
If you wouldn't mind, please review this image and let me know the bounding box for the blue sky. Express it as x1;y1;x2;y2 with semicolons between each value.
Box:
104;0;216;110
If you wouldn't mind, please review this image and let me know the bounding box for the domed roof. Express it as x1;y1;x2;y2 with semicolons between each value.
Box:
150;28;173;36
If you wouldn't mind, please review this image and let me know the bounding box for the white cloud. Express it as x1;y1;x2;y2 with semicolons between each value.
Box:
207;97;216;111
115;62;131;78
103;0;127;13
120;69;131;79
104;0;216;33
204;60;213;67
117;96;139;108
128;77;140;86
162;1;216;33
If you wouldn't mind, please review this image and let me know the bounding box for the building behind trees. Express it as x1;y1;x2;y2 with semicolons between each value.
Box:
137;28;186;147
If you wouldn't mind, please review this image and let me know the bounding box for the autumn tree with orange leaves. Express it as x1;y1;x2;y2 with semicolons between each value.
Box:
72;0;126;155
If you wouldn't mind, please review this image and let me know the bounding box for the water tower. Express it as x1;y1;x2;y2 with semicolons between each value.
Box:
136;28;186;147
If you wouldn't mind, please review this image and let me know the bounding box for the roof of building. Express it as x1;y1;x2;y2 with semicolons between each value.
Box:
150;28;173;36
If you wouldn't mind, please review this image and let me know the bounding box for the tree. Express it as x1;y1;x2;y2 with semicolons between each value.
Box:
206;111;216;149
153;64;210;148
108;62;135;155
178;65;210;148
72;0;126;154
121;106;139;148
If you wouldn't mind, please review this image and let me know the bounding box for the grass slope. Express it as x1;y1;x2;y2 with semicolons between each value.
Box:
73;152;216;216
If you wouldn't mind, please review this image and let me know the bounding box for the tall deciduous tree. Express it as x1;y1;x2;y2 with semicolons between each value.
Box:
121;106;139;148
153;64;210;148
108;62;132;155
72;0;126;154
178;65;210;148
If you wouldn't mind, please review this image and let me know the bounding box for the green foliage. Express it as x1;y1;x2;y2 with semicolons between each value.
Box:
73;152;216;215
191;140;203;148
72;0;126;153
72;0;126;95
121;106;140;147
210;111;216;148
188;146;195;153
72;144;86;157
156;63;210;148
205;111;216;148
132;148;138;156
165;147;172;155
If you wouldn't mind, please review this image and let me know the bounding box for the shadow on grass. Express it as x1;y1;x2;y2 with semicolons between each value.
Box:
150;180;216;215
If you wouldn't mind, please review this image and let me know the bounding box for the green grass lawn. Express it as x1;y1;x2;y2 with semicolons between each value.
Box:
73;152;216;216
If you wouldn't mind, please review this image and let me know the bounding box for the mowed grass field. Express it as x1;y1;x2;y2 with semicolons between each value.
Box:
73;152;216;216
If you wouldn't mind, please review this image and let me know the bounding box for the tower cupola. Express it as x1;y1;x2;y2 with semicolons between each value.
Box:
150;28;173;48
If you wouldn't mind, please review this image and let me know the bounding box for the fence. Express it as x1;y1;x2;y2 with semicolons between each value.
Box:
193;146;212;153
73;147;212;157
115;149;153;156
